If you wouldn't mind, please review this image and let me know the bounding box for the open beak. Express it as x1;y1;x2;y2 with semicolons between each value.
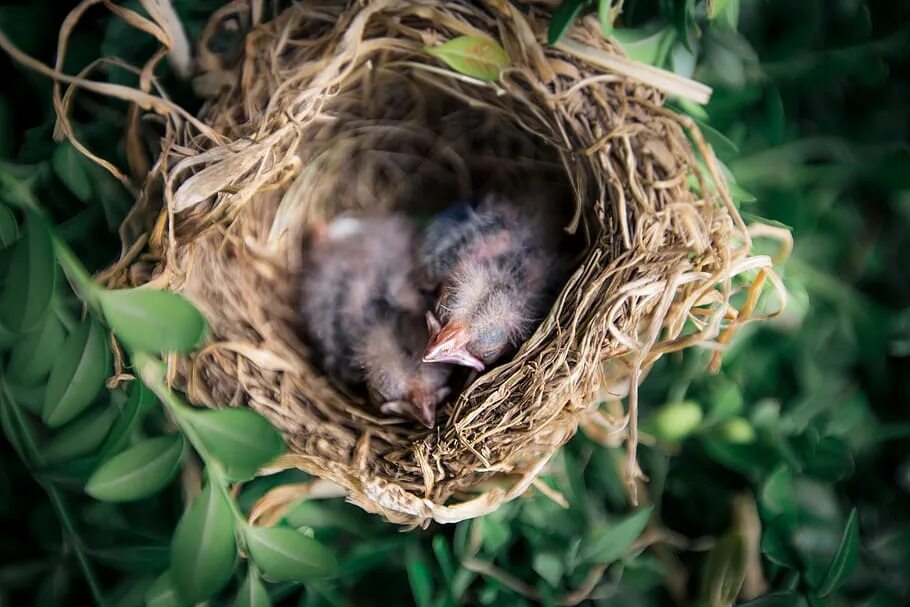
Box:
422;321;485;372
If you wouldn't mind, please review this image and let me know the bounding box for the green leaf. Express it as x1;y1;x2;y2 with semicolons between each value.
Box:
4;380;44;415
43;405;117;465
0;204;18;248
798;435;855;482
425;35;511;81
171;482;237;603
614;26;677;66
578;505;653;564
51;141;93;202
186;408;284;481
532;551;564;588
97;381;153;460
700;531;747;607
597;0;613;38
244;525;338;582
99;288;206;354
85;433;184;502
816;508;859;597
235;567;270;607
707;0;728;20
144;571;184;607
406;543;434;607
647;400;703;442
693;116;740;158
6;313;66;385
548;0;591;45
42;319;111;428
0;212;55;333
760;518;799;569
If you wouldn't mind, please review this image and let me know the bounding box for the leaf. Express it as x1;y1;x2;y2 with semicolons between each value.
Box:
532;551;564;588
97;381;153;460
4;380;44;415
613;26;676;66
0;212;55;333
548;0;591;45
186;408;284;481
760;517;799;569
647;400;703;442
798;435;855;482
144;571;184;607
700;531;747;607
51;141;93;202
235;567;271;607
598;0;613;38
425;35;511;81
816;508;859;597
707;0;727;20
6;312;66;385
85;433;184;502
99;288;206;354
0;204;17;248
244;525;338;582
171;482;237;603
42;319;111;428
692;116;740;158
43;405;117;465
406;543;434;607
761;465;798;522
579;505;653;564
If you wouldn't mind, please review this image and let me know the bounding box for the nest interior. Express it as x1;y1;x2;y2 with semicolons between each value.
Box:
110;0;762;525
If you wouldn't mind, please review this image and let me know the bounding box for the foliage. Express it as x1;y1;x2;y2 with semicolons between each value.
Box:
0;0;908;606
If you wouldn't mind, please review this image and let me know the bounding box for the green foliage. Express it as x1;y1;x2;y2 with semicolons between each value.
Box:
42;318;111;428
0;0;908;606
578;505;653;564
85;434;185;502
425;35;511;81
235;568;271;607
0;212;55;332
170;482;237;602
98;288;207;354
244;525;339;582
184;407;285;481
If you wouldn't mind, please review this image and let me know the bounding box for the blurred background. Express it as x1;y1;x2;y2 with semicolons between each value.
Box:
0;0;908;605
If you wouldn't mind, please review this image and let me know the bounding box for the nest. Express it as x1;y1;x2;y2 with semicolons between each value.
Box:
96;0;780;526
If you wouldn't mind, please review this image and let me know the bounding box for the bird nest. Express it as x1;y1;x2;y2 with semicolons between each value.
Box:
94;0;781;526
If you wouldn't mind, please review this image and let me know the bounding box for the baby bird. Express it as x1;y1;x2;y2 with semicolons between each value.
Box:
419;193;564;372
357;306;451;428
299;213;452;427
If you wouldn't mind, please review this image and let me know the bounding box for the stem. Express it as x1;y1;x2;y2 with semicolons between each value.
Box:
45;486;108;606
133;353;250;528
2;377;107;606
52;235;101;312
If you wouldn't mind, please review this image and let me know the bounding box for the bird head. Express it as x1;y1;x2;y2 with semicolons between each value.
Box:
378;385;450;429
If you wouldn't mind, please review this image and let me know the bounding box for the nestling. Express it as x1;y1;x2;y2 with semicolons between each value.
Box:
299;213;452;427
419;193;565;371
